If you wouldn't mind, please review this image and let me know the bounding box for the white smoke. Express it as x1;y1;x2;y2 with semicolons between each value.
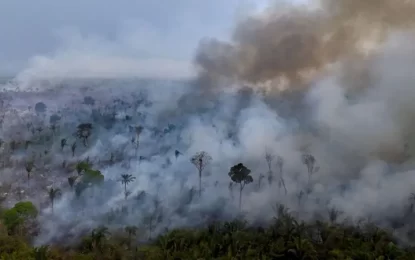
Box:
2;0;415;246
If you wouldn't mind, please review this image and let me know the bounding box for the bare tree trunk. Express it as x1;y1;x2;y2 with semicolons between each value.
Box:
198;170;202;197
128;233;132;249
280;177;287;195
148;219;153;240
239;184;243;210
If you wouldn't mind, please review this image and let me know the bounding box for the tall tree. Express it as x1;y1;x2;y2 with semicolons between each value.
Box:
49;124;57;136
119;174;136;199
48;187;61;214
265;151;274;185
302;154;319;193
228;163;253;210
71;141;77;157
91;226;110;253
190;151;212;197
143;198;163;239
25;160;34;187
258;173;265;190
276;155;287;195
76;123;93;147
60;138;67;151
2;201;38;235
131;125;143;157
125;225;138;248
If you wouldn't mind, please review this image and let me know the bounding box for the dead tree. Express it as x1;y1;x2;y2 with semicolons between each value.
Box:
302;153;319;193
131;126;143;157
190;151;212;197
265;151;274;185
276;156;287;195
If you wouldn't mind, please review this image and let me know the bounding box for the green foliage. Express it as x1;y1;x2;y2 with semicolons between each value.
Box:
133;218;415;260
1;209;20;232
228;163;254;209
228;163;253;184
0;235;34;259
76;162;104;186
32;245;49;260
13;202;38;218
0;216;414;259
73;164;104;200
119;174;136;198
1;201;38;234
76;160;91;175
83;168;104;185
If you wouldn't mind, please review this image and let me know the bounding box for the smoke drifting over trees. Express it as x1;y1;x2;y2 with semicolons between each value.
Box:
195;0;415;92
2;0;415;251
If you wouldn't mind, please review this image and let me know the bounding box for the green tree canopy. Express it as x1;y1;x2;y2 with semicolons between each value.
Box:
1;201;38;233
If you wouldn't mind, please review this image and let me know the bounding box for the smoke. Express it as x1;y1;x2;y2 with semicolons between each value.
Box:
2;0;415;247
0;0;257;90
5;28;195;92
195;0;415;92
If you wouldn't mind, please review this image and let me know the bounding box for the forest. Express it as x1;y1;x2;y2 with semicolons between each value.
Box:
0;84;415;260
3;0;415;259
2;201;415;259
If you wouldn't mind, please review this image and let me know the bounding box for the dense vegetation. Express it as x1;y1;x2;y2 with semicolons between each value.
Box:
1;202;415;259
1;86;415;259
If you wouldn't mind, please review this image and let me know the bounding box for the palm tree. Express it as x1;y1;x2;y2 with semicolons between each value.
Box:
119;174;136;199
91;226;110;252
25;161;34;187
124;190;133;200
125;225;138;248
48;187;61;214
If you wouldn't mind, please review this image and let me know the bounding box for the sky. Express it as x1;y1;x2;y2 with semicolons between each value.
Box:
0;0;278;79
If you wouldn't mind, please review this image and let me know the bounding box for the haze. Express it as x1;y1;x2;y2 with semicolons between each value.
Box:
0;0;284;79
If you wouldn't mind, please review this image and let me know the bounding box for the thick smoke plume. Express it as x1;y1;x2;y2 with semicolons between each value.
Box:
195;0;415;92
2;0;415;247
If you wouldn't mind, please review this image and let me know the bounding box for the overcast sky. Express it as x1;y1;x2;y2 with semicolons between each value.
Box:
0;0;299;79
